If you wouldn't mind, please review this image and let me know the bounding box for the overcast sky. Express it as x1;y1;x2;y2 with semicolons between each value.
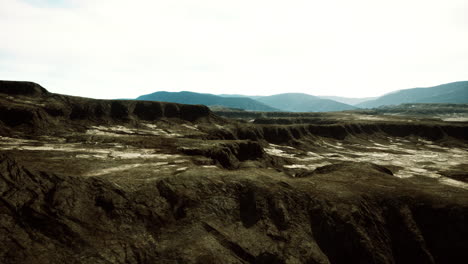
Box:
1;0;467;99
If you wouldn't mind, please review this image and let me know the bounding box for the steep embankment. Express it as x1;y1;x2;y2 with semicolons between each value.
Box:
1;154;467;264
198;121;468;145
0;81;220;135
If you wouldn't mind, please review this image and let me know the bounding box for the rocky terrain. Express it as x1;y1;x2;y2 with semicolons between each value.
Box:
1;81;467;264
213;104;468;124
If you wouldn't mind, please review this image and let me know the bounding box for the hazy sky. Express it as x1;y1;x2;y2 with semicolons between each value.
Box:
1;0;467;99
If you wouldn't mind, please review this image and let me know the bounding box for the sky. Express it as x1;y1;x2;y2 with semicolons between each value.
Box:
1;0;467;99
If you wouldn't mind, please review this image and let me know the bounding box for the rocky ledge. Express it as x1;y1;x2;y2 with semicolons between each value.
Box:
0;81;467;263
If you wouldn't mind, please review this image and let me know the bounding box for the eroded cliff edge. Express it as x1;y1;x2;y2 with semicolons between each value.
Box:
1;81;467;264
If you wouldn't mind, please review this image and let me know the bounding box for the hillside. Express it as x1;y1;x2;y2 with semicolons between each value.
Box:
255;93;357;112
1;80;468;263
318;95;377;105
137;91;278;111
358;81;468;108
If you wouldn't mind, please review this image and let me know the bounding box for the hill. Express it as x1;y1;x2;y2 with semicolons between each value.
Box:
255;93;357;112
136;91;278;111
357;81;468;108
318;95;377;105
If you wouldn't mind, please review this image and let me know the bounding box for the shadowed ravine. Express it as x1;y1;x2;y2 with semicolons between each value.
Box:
1;81;467;264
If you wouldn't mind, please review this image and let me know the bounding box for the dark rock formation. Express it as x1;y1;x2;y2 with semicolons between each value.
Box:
1;154;467;263
0;81;48;96
201;123;468;145
1;81;468;263
179;140;282;169
0;81;220;135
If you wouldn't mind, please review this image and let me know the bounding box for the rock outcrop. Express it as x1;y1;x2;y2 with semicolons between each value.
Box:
1;154;467;263
199;122;468;144
0;81;220;136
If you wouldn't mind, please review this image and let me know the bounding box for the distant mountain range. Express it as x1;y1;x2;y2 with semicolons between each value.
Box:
218;94;371;106
136;91;279;111
357;81;468;108
137;92;357;112
136;81;468;112
317;96;378;105
255;93;357;112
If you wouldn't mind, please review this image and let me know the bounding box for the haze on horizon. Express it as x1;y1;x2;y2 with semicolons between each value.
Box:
1;0;467;99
